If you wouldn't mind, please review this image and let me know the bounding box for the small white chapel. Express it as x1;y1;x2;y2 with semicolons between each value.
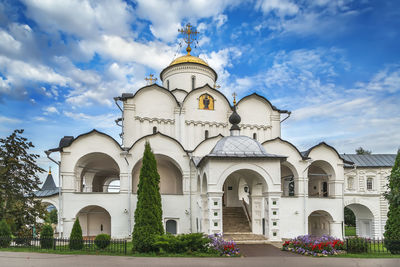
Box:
38;24;395;241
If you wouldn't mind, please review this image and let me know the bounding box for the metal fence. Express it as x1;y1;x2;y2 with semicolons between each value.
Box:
0;236;127;255
346;237;400;254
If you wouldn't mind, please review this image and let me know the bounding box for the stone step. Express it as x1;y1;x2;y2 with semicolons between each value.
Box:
223;233;269;244
223;207;251;233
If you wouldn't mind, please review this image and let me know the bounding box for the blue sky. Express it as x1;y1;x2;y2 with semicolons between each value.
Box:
0;0;399;184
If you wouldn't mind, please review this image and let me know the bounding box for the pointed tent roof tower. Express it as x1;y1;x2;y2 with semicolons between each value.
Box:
35;167;59;197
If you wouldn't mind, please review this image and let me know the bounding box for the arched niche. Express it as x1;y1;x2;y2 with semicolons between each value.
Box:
308;210;334;236
201;173;208;194
307;160;335;198
132;154;183;194
75;152;120;193
281;162;298;197
345;203;375;238
76;205;111;237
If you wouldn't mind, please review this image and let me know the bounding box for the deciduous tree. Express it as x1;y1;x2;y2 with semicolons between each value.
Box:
0;129;46;234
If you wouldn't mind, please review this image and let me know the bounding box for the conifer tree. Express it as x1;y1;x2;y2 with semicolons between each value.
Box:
69;218;83;250
132;142;163;252
384;150;400;254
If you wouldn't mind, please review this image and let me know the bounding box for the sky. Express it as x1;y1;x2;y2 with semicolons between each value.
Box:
0;0;399;184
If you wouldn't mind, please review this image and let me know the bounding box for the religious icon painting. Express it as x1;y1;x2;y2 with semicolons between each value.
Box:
199;94;214;110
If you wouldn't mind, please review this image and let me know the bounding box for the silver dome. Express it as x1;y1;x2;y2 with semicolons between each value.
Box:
209;136;281;158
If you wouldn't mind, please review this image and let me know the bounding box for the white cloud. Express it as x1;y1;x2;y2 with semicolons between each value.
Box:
356;65;400;93
0;29;21;53
44;106;59;114
21;0;133;39
134;0;241;41
256;0;299;17
213;14;228;28
64;111;117;129
0;55;68;85
0;115;21;124
79;35;175;71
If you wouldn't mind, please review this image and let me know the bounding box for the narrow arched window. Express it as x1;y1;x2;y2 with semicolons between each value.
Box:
191;75;196;90
166;220;177;234
253;133;257;140
205;130;209;139
167;80;170;90
153;126;157;134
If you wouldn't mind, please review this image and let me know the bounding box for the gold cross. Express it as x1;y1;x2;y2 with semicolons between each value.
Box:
214;83;221;89
145;74;157;85
232;92;237;105
178;23;199;55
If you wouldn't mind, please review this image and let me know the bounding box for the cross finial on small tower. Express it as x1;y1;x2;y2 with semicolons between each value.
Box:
49;166;51;175
232;92;237;106
214;83;220;89
145;74;157;85
178;23;199;55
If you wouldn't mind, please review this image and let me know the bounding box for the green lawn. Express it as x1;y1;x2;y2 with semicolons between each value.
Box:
0;242;220;257
333;253;400;258
345;226;356;236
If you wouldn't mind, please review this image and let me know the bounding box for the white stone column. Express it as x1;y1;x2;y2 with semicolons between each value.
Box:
207;192;223;234
83;171;96;192
250;195;263;234
330;221;342;238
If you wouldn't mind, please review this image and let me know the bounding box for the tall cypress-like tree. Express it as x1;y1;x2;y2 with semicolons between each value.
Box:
384;150;400;254
0;129;46;233
132;142;163;252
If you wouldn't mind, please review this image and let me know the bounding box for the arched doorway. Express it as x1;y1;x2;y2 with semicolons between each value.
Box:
132;154;183;194
308;210;333;236
345;204;374;238
75;153;120;192
222;169;267;234
76;205;111;238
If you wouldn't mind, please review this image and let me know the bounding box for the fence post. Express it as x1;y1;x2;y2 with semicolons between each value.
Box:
346;238;348;252
124;240;127;255
53;238;56;250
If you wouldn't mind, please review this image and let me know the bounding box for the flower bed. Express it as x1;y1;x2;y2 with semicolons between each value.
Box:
208;234;240;256
282;235;345;256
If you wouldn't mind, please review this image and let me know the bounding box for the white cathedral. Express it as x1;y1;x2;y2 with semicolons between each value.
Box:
38;24;396;242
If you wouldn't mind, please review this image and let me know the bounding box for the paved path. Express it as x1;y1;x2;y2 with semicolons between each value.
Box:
238;244;301;257
0;251;399;267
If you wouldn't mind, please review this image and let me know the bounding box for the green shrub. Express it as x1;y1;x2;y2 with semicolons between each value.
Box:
346;237;369;253
94;234;111;249
40;224;54;249
0;220;12;248
154;233;210;254
69;218;83;250
15;226;33;246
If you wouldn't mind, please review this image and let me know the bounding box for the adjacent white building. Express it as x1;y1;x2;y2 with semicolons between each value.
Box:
39;39;396;241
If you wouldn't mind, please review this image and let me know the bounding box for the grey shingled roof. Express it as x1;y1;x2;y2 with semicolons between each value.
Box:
208;136;285;158
340;154;396;168
35;172;59;197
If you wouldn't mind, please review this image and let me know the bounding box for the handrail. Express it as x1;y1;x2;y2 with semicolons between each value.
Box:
242;198;251;223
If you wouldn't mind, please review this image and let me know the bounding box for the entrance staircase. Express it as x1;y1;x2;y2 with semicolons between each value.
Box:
223;207;269;244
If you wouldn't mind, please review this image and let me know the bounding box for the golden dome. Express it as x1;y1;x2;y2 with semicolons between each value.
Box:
169;55;209;67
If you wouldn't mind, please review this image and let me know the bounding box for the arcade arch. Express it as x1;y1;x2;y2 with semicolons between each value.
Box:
132;154;183;194
308;160;335;198
75;153;120;193
345;203;375;238
308;210;333;236
76;205;111;237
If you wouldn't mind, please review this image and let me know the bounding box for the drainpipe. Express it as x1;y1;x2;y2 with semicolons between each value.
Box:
45;150;62;237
